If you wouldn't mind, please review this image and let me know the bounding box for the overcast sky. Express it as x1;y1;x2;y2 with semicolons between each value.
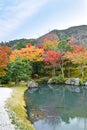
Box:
0;0;87;42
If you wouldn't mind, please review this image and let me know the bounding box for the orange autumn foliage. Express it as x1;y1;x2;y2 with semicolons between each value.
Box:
65;45;87;65
0;46;12;56
0;46;11;68
10;45;44;62
0;46;11;76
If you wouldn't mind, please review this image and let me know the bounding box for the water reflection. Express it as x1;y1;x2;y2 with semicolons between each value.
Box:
25;85;87;130
34;118;87;130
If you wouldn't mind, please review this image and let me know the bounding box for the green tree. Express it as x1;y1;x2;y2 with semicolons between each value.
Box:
8;58;32;85
31;61;44;75
57;40;72;78
58;40;72;52
16;41;26;50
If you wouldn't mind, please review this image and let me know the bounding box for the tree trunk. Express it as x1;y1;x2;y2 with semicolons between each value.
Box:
60;58;64;79
15;78;19;85
52;66;56;77
68;63;71;78
61;66;64;79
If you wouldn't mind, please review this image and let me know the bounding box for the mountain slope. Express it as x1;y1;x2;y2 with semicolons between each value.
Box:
39;25;87;46
1;25;87;48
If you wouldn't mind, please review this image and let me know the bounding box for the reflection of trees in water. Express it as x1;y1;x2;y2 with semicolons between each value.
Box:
75;118;87;130
83;118;87;130
25;84;87;125
44;117;61;130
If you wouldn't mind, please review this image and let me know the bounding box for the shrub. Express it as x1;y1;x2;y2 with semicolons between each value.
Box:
0;75;10;84
52;74;64;84
37;77;49;84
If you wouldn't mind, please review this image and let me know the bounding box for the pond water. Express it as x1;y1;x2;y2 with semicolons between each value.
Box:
24;85;87;130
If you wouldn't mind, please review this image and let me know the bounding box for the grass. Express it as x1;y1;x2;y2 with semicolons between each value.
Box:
7;82;35;130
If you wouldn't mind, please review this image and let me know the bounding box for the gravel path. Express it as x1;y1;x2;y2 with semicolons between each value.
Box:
0;88;15;130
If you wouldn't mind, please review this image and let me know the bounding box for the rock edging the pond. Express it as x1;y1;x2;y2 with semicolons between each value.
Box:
27;77;87;87
48;78;53;84
27;80;38;88
65;78;80;86
47;78;80;86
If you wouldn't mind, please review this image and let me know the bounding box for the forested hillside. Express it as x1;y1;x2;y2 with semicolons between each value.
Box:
1;25;87;49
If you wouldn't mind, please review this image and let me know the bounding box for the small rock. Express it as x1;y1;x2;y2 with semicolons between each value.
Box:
84;82;87;86
33;74;39;78
48;78;53;84
21;80;25;82
0;84;3;87
44;72;49;76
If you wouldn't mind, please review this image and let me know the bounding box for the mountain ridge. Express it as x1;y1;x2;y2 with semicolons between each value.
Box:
1;25;87;48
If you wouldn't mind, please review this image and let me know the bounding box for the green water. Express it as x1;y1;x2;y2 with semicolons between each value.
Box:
25;85;87;130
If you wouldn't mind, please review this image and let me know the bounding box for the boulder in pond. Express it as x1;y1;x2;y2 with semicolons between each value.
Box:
27;81;38;88
65;78;80;86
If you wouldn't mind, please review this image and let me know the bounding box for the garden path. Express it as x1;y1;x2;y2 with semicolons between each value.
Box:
0;88;15;130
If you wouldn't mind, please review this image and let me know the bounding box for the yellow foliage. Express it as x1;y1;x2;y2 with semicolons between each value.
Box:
10;45;44;62
0;68;6;77
43;40;58;51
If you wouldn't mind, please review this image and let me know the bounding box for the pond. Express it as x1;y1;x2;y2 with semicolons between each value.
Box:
24;84;87;130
